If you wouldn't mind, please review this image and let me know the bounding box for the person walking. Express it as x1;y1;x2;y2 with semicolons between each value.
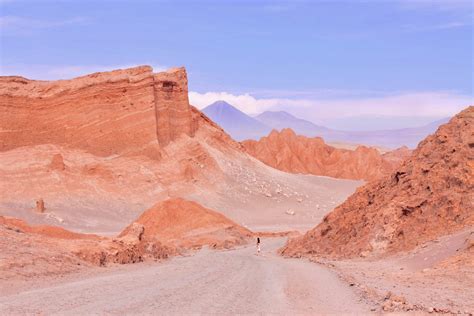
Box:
256;237;261;254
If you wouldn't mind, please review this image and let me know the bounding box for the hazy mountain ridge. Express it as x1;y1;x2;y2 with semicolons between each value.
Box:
202;101;271;141
201;101;450;148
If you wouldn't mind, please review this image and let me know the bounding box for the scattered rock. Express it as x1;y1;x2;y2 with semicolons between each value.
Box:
35;198;45;213
49;153;66;171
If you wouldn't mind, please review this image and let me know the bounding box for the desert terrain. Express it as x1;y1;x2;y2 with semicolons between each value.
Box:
0;66;472;314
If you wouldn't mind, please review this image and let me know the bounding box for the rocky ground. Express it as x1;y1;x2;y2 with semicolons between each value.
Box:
313;229;474;314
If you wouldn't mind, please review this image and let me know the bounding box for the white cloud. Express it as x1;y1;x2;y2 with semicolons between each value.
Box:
402;21;471;32
396;0;473;11
0;15;88;32
0;63;167;80
189;90;473;121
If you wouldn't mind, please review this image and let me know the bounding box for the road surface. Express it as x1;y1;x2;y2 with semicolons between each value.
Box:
0;238;372;314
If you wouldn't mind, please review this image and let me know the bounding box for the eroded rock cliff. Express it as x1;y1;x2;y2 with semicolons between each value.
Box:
0;66;198;158
281;106;474;258
242;128;405;181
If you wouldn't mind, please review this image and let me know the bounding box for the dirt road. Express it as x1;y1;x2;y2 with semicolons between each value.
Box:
0;238;372;315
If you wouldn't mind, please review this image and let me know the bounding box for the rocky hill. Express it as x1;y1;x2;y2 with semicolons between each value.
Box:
120;198;253;249
242;129;409;181
281;106;474;258
0;66;359;235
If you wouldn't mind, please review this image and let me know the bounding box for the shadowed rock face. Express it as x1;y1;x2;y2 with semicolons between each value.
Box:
0;66;197;158
281;106;474;259
242;128;407;181
153;68;197;146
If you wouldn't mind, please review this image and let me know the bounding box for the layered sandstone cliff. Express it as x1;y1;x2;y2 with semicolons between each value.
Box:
281;106;474;258
0;66;197;158
242;129;405;181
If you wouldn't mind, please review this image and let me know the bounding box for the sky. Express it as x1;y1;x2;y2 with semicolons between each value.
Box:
1;0;473;130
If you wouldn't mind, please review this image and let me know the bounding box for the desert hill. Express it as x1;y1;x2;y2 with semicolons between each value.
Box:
281;106;474;258
120;198;253;249
242;128;410;181
0;66;361;234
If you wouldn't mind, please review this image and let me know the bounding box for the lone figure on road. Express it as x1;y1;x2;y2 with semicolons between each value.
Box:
256;237;261;254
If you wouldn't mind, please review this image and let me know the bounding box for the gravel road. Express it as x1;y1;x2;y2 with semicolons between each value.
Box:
0;238;371;315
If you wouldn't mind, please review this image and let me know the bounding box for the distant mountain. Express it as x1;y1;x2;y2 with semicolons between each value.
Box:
201;102;450;148
336;118;450;149
255;110;450;149
202;101;271;141
255;111;332;136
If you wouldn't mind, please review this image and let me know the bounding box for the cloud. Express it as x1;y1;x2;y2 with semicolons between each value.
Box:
0;63;167;80
402;21;471;32
396;0;473;11
0;15;88;35
189;90;473;122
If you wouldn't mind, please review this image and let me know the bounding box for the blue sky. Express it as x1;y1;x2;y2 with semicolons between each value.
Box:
1;0;473;130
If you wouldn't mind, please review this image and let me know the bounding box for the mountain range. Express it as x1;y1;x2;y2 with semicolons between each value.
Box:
202;101;449;149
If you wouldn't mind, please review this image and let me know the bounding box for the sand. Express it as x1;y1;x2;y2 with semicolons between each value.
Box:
0;238;373;315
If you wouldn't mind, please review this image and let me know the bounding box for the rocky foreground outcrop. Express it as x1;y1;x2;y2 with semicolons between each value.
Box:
0;198;253;278
0;215;173;275
281;106;474;258
242;129;409;181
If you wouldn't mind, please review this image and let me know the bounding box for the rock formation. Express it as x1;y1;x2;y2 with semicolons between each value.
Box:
0;65;361;238
382;146;412;165
120;198;253;249
0;214;173;278
154;68;197;146
0;196;253;278
242;128;406;181
0;66;198;159
49;153;66;171
281;106;474;258
35;198;45;213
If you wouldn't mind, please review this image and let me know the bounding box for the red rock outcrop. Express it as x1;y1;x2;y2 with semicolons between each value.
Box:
281;106;474;258
0;66;198;158
382;146;412;165
242;128;403;181
0;214;174;278
49;153;67;171
120;198;253;249
35;198;45;213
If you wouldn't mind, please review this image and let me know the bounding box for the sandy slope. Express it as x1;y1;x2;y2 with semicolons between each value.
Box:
0;238;372;315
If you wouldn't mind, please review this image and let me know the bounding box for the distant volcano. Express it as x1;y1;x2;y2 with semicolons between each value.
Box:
202;101;271;141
